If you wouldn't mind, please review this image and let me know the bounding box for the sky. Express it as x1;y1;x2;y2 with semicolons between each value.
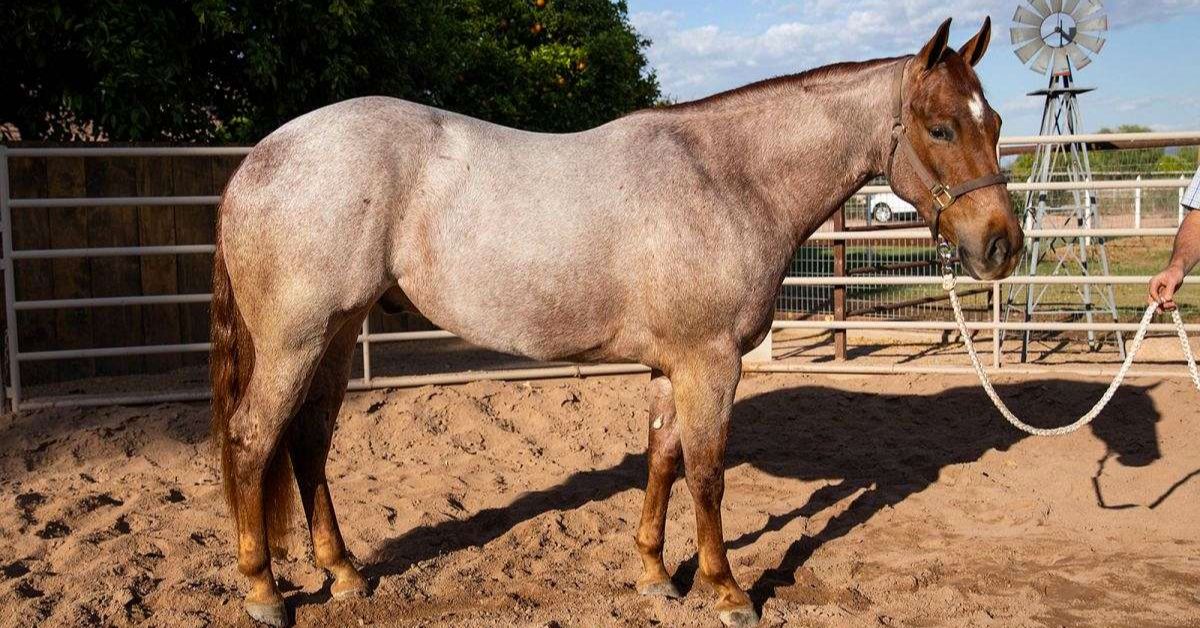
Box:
627;1;1200;136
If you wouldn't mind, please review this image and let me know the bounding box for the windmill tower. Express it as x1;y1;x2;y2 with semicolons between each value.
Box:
1003;0;1119;361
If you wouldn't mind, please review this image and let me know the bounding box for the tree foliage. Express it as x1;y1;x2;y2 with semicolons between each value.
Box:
1;0;660;142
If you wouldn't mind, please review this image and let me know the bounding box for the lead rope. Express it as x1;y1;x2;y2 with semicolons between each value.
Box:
939;237;1200;436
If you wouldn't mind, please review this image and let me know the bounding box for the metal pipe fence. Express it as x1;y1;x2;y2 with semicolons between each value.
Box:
2;133;1198;410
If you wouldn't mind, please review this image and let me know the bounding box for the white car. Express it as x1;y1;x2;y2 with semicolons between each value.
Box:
867;192;919;224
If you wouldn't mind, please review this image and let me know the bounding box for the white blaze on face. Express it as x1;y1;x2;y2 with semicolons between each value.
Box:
968;92;986;124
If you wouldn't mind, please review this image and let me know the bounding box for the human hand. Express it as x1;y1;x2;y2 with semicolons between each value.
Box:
1148;265;1185;311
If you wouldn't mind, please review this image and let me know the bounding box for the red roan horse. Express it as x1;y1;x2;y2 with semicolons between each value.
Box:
211;17;1021;627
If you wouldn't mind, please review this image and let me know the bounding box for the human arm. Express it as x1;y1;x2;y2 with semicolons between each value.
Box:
1149;198;1200;310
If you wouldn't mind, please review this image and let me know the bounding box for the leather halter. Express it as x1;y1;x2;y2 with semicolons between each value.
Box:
887;58;1008;241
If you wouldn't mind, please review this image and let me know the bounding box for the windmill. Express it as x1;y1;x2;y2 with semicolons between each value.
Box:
1003;0;1119;361
1011;0;1107;75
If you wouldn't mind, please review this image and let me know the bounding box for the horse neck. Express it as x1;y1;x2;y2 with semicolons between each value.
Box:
665;58;903;251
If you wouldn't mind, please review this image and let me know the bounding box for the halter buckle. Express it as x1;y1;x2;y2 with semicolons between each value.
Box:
931;184;955;211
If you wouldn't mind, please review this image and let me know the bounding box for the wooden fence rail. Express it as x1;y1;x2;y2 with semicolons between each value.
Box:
2;144;434;386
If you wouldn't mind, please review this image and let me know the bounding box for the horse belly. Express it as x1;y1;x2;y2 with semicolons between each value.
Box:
400;265;623;362
391;122;645;362
395;192;629;361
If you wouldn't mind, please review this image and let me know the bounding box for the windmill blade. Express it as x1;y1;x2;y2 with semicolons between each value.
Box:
1014;5;1043;26
1014;38;1046;64
1073;32;1106;54
1010;26;1041;45
1076;14;1109;33
1015;43;1048;68
1051;48;1070;74
1071;0;1103;21
1010;0;1106;76
1064;43;1092;70
1031;45;1055;73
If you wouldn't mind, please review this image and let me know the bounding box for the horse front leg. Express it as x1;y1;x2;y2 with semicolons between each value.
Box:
674;351;758;627
636;369;683;598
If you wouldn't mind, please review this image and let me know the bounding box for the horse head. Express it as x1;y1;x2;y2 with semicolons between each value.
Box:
889;18;1024;281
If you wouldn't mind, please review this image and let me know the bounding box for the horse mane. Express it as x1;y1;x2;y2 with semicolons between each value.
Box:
652;55;910;114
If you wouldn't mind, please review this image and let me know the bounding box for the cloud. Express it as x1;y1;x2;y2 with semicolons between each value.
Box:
629;9;683;34
1111;0;1200;27
1113;96;1161;113
1093;93;1192;115
1001;98;1046;114
636;0;1200;101
637;1;1003;99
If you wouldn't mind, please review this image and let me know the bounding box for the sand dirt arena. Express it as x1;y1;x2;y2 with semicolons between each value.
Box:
2;370;1200;627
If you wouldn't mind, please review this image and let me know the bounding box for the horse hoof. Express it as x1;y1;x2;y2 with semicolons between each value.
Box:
330;567;370;600
332;582;370;600
244;599;289;627
718;605;760;628
636;579;682;599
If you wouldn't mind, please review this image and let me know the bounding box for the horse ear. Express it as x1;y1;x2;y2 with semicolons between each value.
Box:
918;17;953;72
958;16;992;67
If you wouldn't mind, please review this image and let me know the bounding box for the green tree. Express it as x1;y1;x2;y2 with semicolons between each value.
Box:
1009;124;1196;179
1156;146;1198;174
1090;124;1161;175
443;0;660;132
1;0;659;142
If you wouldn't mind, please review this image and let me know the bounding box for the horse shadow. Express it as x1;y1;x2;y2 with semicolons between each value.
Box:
720;379;1164;606
363;378;1173;610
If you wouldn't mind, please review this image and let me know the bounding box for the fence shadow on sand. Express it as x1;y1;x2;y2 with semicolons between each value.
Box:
363;379;1169;611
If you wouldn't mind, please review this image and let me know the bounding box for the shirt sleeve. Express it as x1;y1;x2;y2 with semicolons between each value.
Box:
1185;168;1200;211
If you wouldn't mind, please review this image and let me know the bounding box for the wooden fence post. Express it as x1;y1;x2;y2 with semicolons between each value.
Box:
1134;175;1141;229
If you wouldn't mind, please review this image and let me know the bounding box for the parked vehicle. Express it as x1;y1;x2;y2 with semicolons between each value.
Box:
866;192;919;225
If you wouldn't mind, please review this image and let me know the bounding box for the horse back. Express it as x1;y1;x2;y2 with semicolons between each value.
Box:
221;97;783;366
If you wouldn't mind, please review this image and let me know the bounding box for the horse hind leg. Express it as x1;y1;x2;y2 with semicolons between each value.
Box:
228;339;327;626
286;317;368;599
636;369;684;598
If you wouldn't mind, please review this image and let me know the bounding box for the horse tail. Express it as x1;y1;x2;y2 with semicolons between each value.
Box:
211;220;296;553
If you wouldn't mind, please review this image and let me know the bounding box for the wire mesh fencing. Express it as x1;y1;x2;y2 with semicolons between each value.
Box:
778;194;991;323
777;140;1198;325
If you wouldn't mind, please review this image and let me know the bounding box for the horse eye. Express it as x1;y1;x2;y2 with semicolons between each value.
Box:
929;126;955;142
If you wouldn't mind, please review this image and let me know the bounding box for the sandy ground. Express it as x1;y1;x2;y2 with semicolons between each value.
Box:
3;370;1200;628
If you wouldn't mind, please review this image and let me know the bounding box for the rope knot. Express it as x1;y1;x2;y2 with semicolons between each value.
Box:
942;273;956;291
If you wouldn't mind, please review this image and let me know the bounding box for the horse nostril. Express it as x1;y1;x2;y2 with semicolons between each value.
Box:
987;236;1009;267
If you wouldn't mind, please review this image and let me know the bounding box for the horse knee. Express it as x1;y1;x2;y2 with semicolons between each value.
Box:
685;464;725;504
228;424;277;482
